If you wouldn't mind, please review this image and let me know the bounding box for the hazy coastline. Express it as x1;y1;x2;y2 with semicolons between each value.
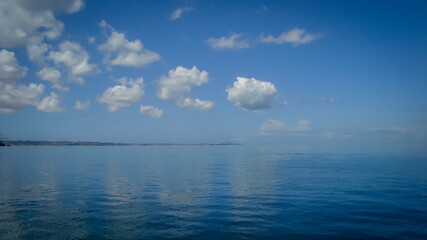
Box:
2;140;238;147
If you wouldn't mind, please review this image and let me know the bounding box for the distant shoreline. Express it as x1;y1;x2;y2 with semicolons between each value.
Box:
2;140;239;147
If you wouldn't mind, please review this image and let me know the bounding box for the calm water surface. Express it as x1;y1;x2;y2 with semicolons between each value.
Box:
0;146;426;239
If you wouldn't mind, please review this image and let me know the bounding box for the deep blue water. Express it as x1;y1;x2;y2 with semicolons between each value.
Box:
0;146;426;239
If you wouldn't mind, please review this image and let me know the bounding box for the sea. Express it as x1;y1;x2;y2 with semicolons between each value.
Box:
0;145;426;239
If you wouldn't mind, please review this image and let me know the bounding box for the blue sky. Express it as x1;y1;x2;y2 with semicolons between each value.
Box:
1;0;426;154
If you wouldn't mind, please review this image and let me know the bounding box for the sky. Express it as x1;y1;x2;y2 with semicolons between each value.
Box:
0;0;426;154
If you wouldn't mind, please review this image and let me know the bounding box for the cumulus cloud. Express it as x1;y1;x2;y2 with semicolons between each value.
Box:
37;67;60;83
98;77;145;112
157;66;214;110
140;105;163;118
0;49;28;83
48;40;99;84
170;6;193;20
36;67;69;91
98;20;160;68
36;92;64;112
260;27;321;46
26;36;49;64
74;100;90;110
177;97;214;110
157;66;209;101
0;0;83;48
0;83;45;114
36;40;97;89
260;119;285;132
0;49;56;114
206;33;251;50
18;0;84;14
260;119;310;132
226;77;277;110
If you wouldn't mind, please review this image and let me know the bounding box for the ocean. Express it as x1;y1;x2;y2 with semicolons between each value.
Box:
0;145;426;239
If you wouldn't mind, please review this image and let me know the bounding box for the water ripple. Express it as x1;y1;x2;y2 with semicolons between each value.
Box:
0;146;426;239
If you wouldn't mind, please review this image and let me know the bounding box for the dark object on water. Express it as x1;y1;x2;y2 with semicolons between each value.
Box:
0;133;9;147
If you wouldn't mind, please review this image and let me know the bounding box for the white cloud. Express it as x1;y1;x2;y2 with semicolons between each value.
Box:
36;67;69;91
0;49;28;83
110;51;160;67
260;27;321;46
98;20;160;68
98;77;145;112
0;82;45;114
157;66;214;110
37;67;72;92
177;97;214;110
140;105;163;118
48;40;99;83
170;6;193;20
36;92;64;112
206;33;250;50
158;66;209;101
226;77;277;110
260;119;310;132
26;36;49;64
0;0;83;48
260;119;286;132
37;67;60;82
0;49;60;114
74;100;90;110
18;0;84;14
0;1;86;114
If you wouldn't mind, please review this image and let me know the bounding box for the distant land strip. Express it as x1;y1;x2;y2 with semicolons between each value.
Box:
2;140;239;146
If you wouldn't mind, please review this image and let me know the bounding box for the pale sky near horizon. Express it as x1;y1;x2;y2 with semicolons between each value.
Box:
0;0;426;154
